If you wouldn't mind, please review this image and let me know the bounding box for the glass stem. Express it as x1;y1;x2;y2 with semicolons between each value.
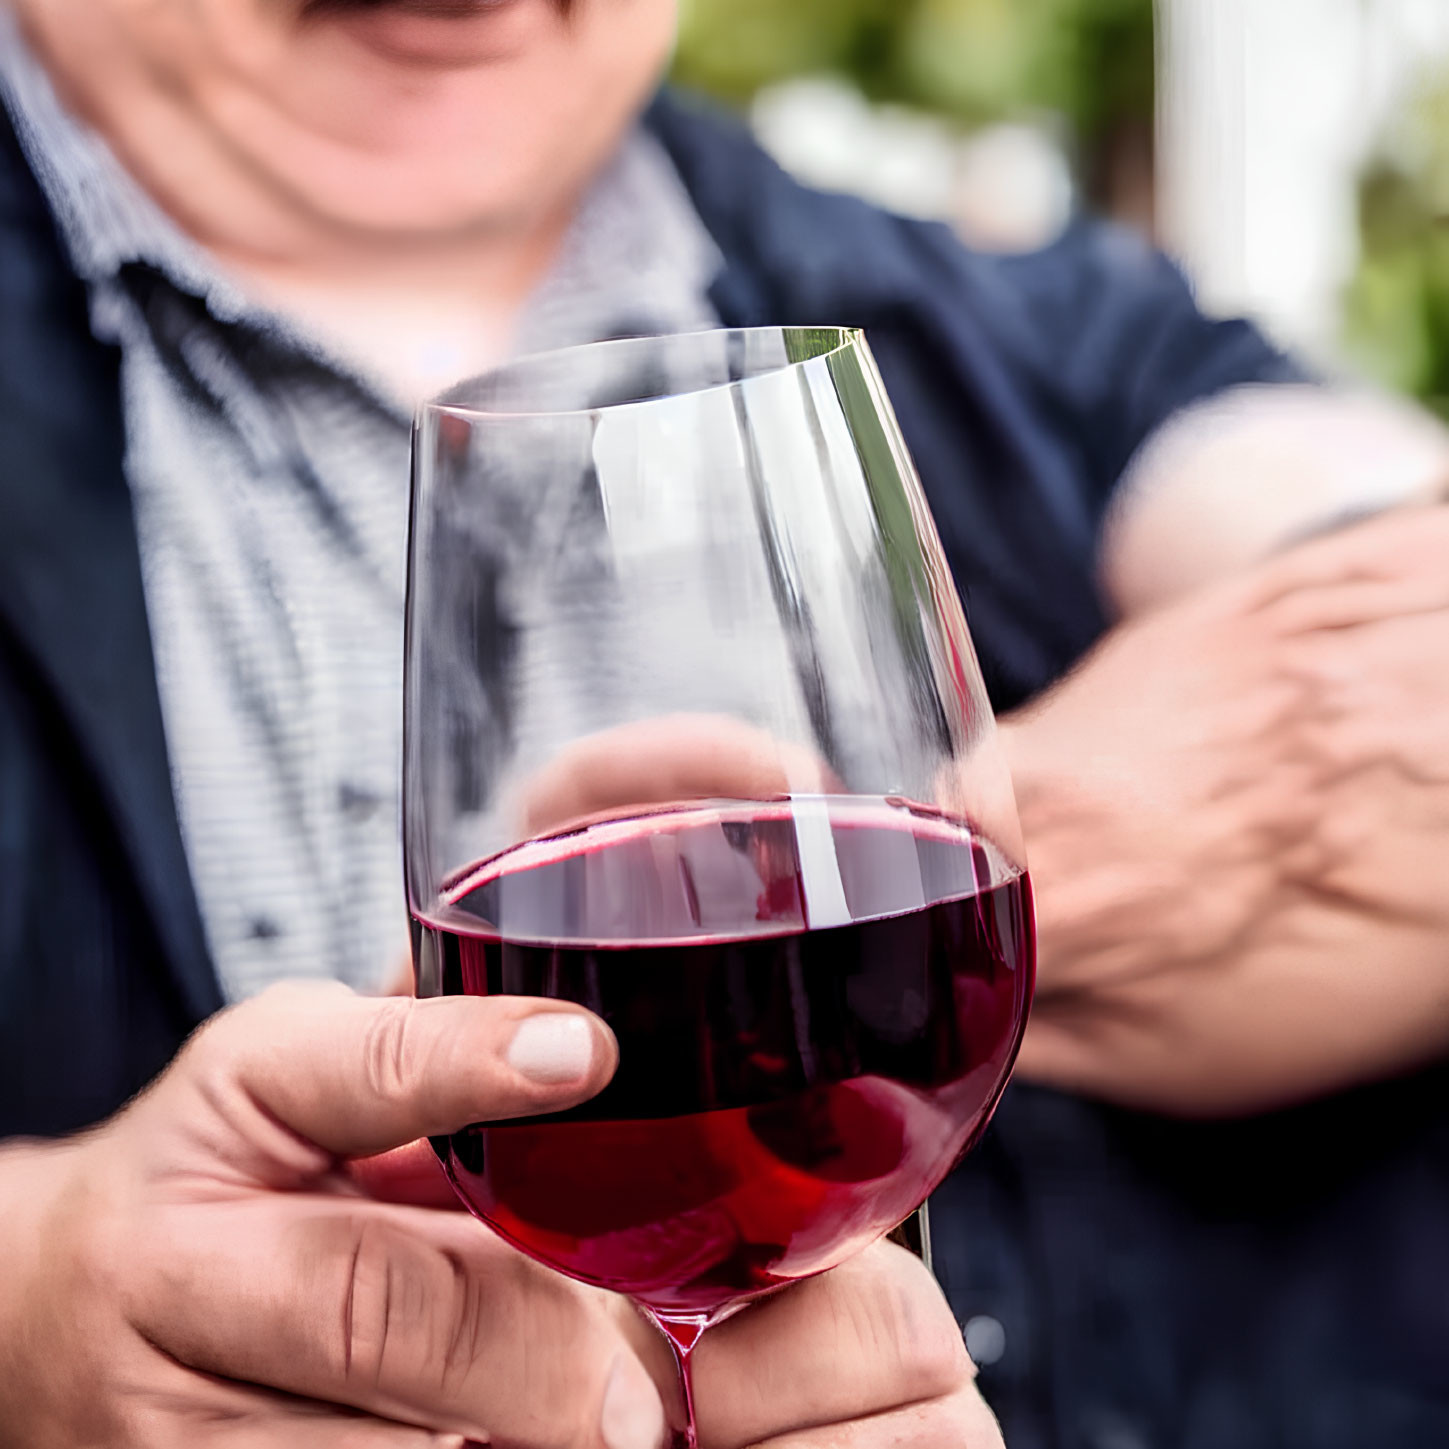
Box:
647;1312;709;1449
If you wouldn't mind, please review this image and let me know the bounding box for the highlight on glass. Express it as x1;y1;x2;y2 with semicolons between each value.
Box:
404;326;1035;1445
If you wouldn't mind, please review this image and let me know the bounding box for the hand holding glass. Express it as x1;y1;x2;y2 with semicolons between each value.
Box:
404;328;1034;1444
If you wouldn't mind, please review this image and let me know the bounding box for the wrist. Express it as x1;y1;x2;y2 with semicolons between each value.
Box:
0;1137;89;1304
998;715;1096;997
999;705;1222;1003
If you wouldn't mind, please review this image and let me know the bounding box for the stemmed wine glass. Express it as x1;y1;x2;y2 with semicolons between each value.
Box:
404;327;1034;1446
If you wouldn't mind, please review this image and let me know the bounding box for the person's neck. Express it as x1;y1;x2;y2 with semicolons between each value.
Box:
206;220;575;404
12;3;576;401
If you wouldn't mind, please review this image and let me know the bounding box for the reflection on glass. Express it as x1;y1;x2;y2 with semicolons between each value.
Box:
405;327;1034;1446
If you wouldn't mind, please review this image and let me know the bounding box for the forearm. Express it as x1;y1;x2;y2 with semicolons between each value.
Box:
0;1137;69;1260
1004;507;1449;1115
0;1139;85;1430
1006;713;1449;1115
1103;386;1449;618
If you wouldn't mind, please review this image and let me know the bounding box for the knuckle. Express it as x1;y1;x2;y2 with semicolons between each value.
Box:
181;981;344;1074
484;1259;607;1443
850;1246;970;1403
338;1218;420;1389
338;1216;601;1437
161;1007;267;1137
178;1004;244;1076
906;1315;973;1405
830;1383;1003;1449
917;1382;1006;1448
361;999;421;1107
435;1247;492;1397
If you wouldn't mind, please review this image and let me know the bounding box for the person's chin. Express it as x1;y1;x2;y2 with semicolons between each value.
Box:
308;0;561;67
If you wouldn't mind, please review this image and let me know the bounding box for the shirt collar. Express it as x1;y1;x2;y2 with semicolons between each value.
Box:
0;8;254;318
515;126;724;356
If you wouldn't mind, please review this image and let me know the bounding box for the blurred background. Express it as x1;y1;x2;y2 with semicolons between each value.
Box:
674;0;1449;416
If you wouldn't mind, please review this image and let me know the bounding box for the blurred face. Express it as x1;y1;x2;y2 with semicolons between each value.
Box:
29;0;677;239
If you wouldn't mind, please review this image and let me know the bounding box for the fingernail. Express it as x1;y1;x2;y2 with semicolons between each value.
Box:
600;1353;668;1449
507;1013;596;1086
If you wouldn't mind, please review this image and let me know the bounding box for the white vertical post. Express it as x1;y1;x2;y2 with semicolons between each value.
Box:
1155;0;1249;318
1156;0;1366;357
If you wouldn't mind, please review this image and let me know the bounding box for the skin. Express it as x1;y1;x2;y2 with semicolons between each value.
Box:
0;983;996;1447
1;1;1001;1441
1008;384;1449;1114
5;0;1445;1438
1098;385;1449;617
1013;497;1449;1114
17;0;1448;1116
503;478;1449;1120
11;0;681;397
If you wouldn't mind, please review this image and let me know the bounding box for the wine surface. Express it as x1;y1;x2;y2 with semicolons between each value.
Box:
413;797;1033;1317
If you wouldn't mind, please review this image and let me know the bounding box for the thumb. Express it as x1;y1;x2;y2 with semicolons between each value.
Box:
154;981;617;1166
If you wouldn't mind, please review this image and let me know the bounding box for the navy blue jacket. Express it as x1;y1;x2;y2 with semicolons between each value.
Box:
2;89;1445;1447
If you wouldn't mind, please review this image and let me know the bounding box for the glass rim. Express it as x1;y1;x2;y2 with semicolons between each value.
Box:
420;324;865;423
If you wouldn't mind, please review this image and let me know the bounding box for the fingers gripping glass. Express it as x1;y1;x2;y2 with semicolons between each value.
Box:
405;327;1034;1445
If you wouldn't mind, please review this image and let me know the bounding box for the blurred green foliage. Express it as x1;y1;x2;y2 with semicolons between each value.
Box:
1344;78;1449;418
673;0;1154;153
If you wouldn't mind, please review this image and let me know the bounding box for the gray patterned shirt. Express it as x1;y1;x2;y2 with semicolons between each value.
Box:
0;13;721;999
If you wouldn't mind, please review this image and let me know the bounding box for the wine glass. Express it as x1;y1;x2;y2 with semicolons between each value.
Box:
404;327;1034;1445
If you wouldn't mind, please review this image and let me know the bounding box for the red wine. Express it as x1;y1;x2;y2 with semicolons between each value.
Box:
413;797;1033;1318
